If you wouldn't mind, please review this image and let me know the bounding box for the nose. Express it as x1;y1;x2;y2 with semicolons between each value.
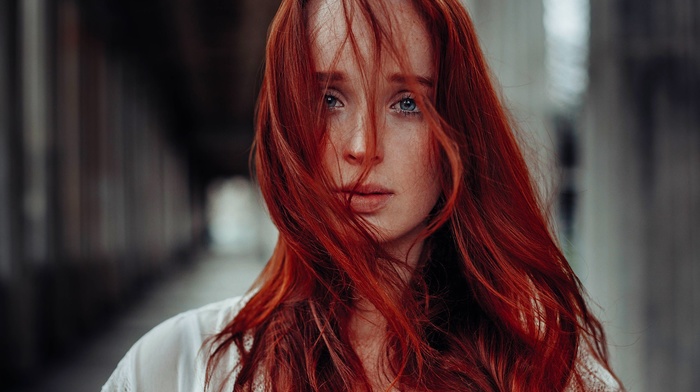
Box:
343;116;383;166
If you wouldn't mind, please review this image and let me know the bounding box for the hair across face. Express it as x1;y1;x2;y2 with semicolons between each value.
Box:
309;0;441;263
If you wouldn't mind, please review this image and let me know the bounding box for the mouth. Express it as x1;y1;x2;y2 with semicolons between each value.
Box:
337;184;394;214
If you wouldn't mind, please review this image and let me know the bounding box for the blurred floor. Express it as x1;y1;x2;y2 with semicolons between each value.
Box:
6;249;264;392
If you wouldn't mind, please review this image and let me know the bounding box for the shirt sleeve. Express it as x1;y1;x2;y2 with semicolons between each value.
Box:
101;296;245;392
101;346;136;392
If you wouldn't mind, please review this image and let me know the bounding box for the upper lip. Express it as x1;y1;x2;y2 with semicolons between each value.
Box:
337;183;393;195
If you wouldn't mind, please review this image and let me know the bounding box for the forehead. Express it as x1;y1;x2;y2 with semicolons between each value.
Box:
306;0;433;75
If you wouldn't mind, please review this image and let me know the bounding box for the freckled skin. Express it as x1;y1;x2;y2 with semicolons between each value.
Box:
309;0;441;264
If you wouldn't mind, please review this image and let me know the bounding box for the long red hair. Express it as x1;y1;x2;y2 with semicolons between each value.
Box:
206;0;619;390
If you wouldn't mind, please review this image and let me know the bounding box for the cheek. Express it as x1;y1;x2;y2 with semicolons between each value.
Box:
395;130;441;205
418;133;442;205
320;131;341;178
413;131;439;180
419;164;441;209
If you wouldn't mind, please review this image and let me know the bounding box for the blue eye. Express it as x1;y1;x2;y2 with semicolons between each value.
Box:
392;95;421;116
324;94;342;109
399;98;417;112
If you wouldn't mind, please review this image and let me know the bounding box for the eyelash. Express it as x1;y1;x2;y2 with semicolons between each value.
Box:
390;93;421;117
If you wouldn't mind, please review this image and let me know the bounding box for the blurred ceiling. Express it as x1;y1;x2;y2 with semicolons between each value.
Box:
78;0;281;180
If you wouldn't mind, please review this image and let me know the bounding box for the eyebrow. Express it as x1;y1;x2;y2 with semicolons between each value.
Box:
389;73;435;89
316;71;347;84
315;71;435;89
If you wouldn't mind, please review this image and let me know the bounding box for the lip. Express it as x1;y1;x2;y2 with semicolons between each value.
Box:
337;184;394;214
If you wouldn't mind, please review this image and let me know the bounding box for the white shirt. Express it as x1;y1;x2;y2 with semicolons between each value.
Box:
102;296;620;392
101;296;246;392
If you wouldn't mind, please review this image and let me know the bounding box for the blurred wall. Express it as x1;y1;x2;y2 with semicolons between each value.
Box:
579;0;700;390
0;0;204;384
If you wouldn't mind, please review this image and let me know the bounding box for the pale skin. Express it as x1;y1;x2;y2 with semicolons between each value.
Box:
308;0;440;389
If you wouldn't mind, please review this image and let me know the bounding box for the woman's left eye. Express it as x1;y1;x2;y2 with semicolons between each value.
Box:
392;96;421;116
324;94;341;108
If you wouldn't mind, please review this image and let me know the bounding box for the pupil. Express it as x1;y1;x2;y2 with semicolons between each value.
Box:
401;99;415;111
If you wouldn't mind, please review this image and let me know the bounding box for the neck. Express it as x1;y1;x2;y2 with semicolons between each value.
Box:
347;236;428;388
349;298;393;390
383;231;428;283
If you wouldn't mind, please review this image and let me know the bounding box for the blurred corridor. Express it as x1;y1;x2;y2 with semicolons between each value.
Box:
6;248;264;392
1;0;699;391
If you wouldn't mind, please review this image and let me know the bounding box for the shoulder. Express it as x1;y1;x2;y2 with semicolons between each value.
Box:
101;295;248;392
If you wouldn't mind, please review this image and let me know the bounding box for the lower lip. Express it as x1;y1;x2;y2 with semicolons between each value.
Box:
345;193;393;214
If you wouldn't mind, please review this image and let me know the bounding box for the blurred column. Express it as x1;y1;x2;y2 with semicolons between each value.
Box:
102;54;128;276
21;0;51;267
1;0;48;379
56;0;82;262
580;0;700;390
0;0;15;279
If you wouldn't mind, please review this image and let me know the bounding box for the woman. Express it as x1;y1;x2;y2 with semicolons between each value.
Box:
103;0;621;391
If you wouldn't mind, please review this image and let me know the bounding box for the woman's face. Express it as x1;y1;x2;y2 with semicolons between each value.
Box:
308;0;441;258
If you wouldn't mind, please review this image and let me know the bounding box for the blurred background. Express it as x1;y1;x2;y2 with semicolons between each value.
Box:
0;0;697;391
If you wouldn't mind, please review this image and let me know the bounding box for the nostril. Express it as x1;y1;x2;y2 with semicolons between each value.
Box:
345;150;365;163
